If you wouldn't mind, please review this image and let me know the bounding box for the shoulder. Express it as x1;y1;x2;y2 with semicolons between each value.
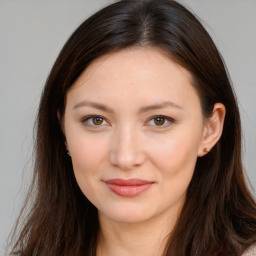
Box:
242;245;256;256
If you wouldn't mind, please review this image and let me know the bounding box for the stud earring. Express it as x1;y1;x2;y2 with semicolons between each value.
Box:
203;147;209;153
66;149;71;156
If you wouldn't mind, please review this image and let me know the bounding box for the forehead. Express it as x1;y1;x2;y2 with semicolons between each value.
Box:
66;47;200;112
72;47;193;88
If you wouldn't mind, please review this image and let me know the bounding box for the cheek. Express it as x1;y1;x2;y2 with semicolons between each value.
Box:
150;139;198;203
68;137;108;205
68;135;108;186
152;138;198;165
148;129;202;180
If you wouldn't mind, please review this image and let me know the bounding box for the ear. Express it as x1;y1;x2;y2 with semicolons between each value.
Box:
197;103;226;157
57;110;68;149
57;110;65;133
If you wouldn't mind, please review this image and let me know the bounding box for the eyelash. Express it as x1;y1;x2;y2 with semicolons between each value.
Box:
147;115;175;127
81;115;108;127
81;115;175;128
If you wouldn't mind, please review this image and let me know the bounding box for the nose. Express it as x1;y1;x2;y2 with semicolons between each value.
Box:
109;125;146;170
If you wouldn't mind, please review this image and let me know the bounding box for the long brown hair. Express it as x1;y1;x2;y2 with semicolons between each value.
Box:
10;0;256;255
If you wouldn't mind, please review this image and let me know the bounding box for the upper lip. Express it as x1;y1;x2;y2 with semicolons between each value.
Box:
104;179;154;186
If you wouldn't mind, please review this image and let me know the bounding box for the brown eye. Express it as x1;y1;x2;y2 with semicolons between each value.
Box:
148;115;174;128
153;117;165;126
92;117;104;125
82;115;108;127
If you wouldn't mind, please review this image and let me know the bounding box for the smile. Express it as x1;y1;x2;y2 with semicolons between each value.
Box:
104;179;155;197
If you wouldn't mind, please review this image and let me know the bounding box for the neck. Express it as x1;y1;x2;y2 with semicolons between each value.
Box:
97;212;178;256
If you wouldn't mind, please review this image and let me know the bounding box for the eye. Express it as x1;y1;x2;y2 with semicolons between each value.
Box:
148;115;174;127
153;117;165;126
82;115;108;126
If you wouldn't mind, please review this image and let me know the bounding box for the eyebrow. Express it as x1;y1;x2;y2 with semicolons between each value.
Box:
73;100;114;113
138;101;184;113
73;100;184;113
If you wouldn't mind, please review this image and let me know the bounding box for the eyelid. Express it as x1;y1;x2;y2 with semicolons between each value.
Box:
80;114;174;128
147;115;175;127
81;115;109;126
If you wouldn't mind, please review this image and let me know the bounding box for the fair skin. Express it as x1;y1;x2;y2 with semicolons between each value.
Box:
63;47;225;256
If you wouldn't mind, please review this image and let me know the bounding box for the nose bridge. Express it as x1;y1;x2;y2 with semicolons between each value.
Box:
109;123;145;169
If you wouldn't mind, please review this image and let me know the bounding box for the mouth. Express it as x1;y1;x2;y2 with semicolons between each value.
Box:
104;179;155;197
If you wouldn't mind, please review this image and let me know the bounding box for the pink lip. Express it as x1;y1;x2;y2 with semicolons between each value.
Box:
104;179;154;197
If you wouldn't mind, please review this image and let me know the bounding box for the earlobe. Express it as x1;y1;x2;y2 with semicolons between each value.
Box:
198;103;226;157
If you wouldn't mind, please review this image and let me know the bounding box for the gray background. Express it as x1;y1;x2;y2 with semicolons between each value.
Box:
0;0;255;252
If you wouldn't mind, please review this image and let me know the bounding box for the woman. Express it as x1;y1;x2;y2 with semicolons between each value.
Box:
10;0;256;255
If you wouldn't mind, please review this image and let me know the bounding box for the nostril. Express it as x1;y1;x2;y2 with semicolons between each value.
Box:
109;150;146;170
108;128;146;169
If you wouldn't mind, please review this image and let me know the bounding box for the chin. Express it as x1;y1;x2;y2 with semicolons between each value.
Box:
105;213;148;224
98;204;152;224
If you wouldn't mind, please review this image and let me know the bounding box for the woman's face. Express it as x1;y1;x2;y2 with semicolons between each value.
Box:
64;48;207;225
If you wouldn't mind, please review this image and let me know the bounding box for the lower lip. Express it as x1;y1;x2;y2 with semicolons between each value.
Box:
105;183;153;197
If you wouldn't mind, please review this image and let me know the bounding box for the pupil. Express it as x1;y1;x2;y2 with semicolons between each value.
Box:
93;117;103;125
154;117;165;125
